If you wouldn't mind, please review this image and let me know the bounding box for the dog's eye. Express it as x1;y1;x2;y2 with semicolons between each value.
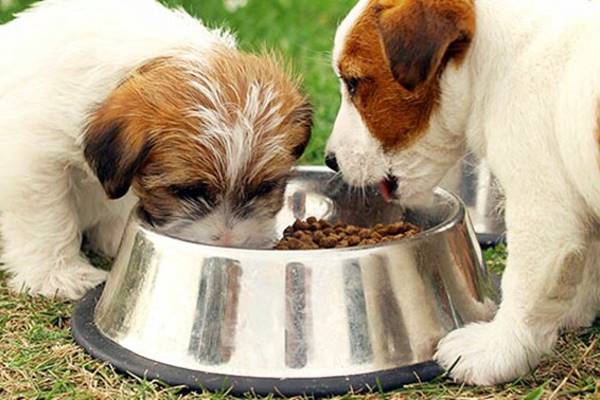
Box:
170;183;210;201
344;77;360;96
252;181;279;198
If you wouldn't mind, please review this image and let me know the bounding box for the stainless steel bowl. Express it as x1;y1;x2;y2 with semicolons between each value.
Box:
441;154;506;246
72;167;498;397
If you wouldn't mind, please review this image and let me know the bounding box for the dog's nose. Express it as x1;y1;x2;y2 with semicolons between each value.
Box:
325;153;340;172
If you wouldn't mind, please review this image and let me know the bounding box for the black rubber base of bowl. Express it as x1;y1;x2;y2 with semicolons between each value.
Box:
72;285;445;397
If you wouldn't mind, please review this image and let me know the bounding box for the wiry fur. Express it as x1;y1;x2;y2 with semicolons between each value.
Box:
329;0;600;386
0;0;311;300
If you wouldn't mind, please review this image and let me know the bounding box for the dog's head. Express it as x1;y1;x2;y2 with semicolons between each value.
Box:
327;0;474;204
84;48;312;248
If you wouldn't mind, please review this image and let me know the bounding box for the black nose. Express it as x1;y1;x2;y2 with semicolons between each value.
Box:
325;153;340;172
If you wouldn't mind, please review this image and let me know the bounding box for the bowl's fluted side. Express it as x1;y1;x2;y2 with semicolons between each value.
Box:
94;169;498;379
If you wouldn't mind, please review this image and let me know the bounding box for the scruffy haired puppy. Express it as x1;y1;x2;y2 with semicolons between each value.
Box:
0;0;312;300
327;0;600;386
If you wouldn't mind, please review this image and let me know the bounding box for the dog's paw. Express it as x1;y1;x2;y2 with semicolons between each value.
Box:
9;261;108;300
561;309;597;330
434;322;539;386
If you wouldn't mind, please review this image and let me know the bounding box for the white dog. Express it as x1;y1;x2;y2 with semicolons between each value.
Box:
0;0;312;300
327;0;600;386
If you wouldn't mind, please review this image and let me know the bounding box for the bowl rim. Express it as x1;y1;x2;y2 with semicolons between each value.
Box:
132;166;466;255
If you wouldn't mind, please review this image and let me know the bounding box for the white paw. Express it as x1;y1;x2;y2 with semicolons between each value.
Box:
9;261;107;301
434;322;539;386
562;310;597;330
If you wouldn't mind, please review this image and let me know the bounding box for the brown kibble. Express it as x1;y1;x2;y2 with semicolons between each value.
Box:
375;227;389;235
293;231;305;239
304;241;319;250
358;229;371;239
346;225;360;235
314;231;326;241
385;225;398;235
318;237;337;248
302;238;318;246
285;238;306;250
293;219;310;231
320;220;332;229
371;232;382;241
274;218;421;250
347;236;361;246
312;222;322;230
388;223;413;235
323;227;334;235
332;234;342;241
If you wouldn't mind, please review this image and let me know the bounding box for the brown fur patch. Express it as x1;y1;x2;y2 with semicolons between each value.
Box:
338;0;474;150
84;47;312;224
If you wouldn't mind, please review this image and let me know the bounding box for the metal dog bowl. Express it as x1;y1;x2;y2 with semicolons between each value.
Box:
72;167;498;397
441;154;506;247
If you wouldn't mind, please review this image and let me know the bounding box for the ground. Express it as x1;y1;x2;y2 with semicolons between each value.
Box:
1;1;599;399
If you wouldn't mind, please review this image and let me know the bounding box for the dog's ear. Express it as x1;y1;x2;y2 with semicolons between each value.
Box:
289;101;313;159
84;116;152;200
375;0;475;92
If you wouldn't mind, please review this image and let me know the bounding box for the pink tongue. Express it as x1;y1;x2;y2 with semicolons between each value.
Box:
378;180;393;203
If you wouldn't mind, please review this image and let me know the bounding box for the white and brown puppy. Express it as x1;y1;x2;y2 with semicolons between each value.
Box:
328;0;600;386
0;0;311;300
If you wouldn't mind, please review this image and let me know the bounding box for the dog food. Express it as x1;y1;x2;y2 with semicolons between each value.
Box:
274;217;421;250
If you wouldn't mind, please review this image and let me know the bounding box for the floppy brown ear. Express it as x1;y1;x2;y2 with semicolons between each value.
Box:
289;101;314;159
376;0;475;92
84;116;152;200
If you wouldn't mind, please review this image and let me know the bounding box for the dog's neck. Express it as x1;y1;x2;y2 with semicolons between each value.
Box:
436;0;590;161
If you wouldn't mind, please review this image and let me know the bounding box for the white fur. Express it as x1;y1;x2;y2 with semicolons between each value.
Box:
330;0;600;385
0;0;253;300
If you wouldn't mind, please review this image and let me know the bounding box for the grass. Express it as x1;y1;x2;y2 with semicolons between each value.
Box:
1;0;599;399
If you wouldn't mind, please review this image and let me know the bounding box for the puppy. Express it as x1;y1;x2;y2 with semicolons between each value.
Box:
0;0;312;300
327;0;600;386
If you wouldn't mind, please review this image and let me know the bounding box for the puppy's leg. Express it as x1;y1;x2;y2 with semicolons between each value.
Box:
0;175;107;300
435;187;588;385
561;241;600;330
85;195;137;258
86;218;127;258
